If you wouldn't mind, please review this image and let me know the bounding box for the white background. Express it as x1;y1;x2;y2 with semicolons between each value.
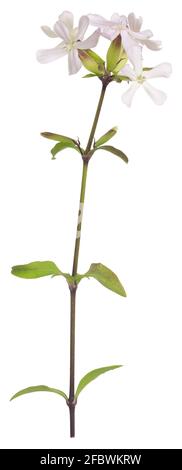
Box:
0;0;181;449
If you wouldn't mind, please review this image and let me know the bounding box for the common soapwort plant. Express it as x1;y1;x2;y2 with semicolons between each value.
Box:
10;10;172;438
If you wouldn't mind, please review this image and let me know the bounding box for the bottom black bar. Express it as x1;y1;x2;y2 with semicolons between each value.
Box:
0;449;181;466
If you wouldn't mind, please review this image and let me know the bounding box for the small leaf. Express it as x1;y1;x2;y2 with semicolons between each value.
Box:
114;75;130;83
96;145;128;164
143;67;153;71
10;385;68;401
82;73;97;78
106;35;122;72
11;261;62;279
41;132;77;145
78;50;105;76
77;263;126;297
75;365;122;398
51;141;80;159
95;127;118;148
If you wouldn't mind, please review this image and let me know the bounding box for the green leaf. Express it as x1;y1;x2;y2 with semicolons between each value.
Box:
106;35;122;72
51;141;80;160
143;67;153;71
78;50;105;76
114;75;130;83
96;145;128;164
75;365;122;398
82;73;97;78
77;263;126;297
11;261;62;279
41;132;77;145
95;127;118;148
10;385;68;401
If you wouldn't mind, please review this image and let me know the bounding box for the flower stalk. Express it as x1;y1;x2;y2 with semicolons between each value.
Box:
68;82;108;437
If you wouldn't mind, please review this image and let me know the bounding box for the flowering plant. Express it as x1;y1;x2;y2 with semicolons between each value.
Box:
10;10;172;438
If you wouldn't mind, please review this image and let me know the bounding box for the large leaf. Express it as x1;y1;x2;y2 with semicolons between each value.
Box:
10;385;68;401
11;261;62;279
96;145;128;164
51;141;80;160
41;132;77;145
77;263;126;297
106;35;122;72
95;127;118;148
75;365;122;398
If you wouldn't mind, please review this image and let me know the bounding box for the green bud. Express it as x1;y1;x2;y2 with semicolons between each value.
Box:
106;35;122;72
78;50;105;76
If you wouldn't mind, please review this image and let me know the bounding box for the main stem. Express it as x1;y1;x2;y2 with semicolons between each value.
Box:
68;82;107;437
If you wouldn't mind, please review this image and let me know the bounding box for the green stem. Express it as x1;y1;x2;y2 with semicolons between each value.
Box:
68;82;108;438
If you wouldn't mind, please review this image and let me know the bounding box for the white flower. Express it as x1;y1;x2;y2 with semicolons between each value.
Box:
120;47;172;106
88;12;161;55
37;11;100;74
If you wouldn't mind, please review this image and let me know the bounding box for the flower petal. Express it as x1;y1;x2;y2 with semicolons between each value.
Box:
120;64;136;80
110;13;121;23
68;49;82;74
127;45;143;76
141;38;162;50
77;29;100;50
121;33;136;53
88;14;108;26
122;82;140;107
54;20;70;41
58;11;74;31
78;16;89;40
143;63;172;79
128;12;143;32
41;25;58;38
143;81;167;105
110;13;127;27
36;43;67;64
130;29;153;40
101;28;116;40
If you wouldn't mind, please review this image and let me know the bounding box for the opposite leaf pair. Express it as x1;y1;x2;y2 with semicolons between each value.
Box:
11;260;126;297
10;366;122;403
41;128;128;163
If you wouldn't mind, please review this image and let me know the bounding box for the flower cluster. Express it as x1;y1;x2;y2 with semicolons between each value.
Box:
37;10;172;106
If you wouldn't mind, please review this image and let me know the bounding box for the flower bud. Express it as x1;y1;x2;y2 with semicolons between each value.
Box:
78;50;105;76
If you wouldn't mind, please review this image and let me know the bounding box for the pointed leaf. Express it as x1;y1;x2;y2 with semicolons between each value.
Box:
77;263;126;297
96;145;128;164
143;67;153;71
51;141;80;159
11;261;62;279
82;73;97;78
75;365;122;398
10;385;68;401
106;35;122;72
114;75;130;83
95;127;118;148
41;132;77;145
